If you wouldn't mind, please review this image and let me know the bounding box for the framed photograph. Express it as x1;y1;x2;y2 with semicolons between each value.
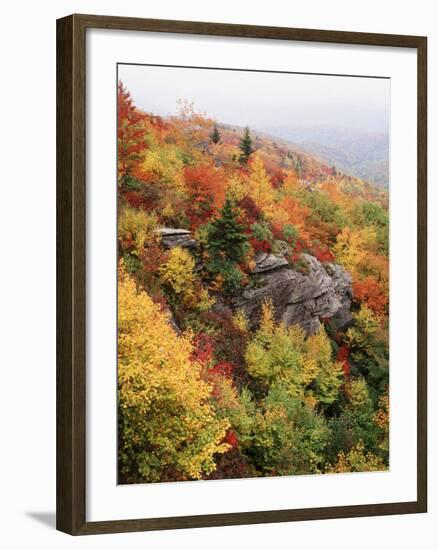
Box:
56;14;427;535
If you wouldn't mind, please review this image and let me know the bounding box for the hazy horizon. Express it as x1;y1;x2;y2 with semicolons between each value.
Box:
118;64;390;136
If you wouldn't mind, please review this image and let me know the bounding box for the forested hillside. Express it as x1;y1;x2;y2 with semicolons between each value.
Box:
261;125;389;188
117;82;389;484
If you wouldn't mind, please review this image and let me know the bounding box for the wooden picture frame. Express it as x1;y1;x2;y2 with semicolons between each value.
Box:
57;13;427;535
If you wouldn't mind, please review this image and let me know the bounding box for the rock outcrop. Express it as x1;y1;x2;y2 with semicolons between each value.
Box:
233;253;352;335
156;228;197;249
157;228;352;336
252;252;289;273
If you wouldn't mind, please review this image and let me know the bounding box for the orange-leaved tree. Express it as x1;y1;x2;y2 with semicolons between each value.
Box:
117;81;149;182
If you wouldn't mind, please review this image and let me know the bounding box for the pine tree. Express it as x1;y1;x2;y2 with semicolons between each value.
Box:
210;125;221;144
239;127;254;164
207;198;249;263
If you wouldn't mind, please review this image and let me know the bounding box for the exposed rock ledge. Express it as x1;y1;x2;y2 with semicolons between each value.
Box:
156;227;197;249
252;252;289;273
157;228;352;336
233;253;352;335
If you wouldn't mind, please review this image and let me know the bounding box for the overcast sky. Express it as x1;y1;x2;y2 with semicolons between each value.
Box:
118;64;390;135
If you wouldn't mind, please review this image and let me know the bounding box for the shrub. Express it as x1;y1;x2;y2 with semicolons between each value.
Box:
326;441;386;473
251;221;273;243
159;247;215;313
199;308;250;385
328;377;381;459
282;224;298;247
245;302;342;406
346;305;389;396
159;246;196;296
118;206;159;256
353;276;388;314
249;384;330;475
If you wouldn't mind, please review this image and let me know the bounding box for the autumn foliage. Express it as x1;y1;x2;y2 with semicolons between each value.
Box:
118;82;150;181
118;267;230;482
117;82;390;482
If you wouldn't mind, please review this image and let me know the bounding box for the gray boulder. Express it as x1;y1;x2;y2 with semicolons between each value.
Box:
233;253;352;335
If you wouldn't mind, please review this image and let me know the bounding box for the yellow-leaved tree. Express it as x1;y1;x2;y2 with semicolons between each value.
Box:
326;441;385;473
158;246;215;311
306;328;344;407
247;156;275;214
118;265;230;483
159;246;196;297
118;206;159;256
245;301;342;405
333;226;377;278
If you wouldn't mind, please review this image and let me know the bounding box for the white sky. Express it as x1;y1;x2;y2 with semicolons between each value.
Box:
118;64;390;134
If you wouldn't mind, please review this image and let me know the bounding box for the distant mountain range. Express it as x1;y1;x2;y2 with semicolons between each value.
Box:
259;125;389;188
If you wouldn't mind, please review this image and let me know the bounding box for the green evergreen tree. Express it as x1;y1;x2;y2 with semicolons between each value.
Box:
239;127;254;164
206;198;250;294
207;198;249;263
210;125;221;144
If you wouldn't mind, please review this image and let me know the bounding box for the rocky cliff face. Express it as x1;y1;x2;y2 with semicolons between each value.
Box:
157;228;353;336
233;252;352;335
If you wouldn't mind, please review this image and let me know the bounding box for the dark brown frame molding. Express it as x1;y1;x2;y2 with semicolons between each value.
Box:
56;13;427;535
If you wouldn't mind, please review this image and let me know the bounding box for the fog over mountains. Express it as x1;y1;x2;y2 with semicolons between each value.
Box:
119;64;390;187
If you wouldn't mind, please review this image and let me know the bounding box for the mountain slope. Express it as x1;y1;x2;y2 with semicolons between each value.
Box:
259;125;389;187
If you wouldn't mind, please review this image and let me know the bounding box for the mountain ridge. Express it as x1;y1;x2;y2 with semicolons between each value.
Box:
257;124;389;187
